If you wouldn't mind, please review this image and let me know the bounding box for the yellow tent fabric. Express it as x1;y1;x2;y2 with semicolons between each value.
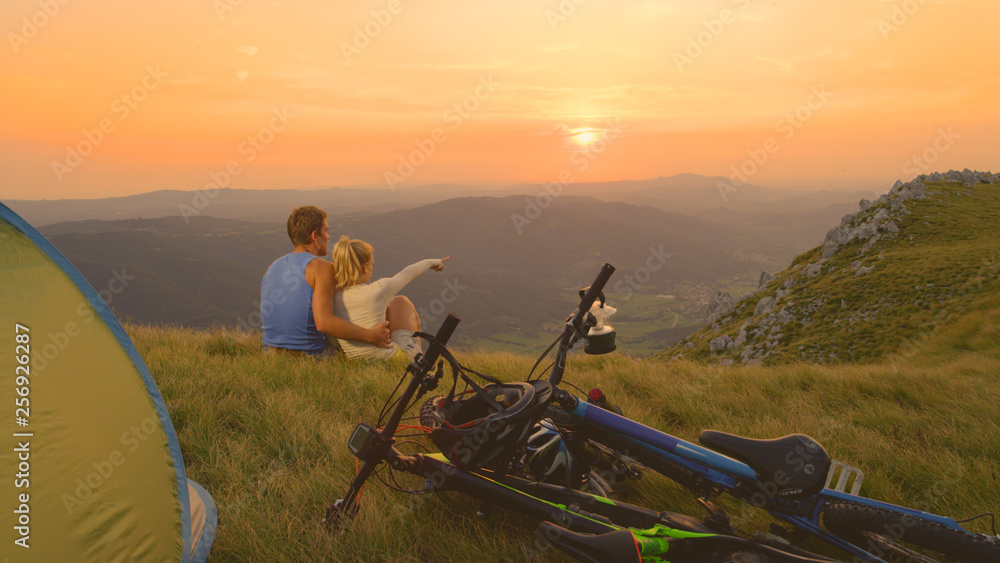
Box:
0;204;216;561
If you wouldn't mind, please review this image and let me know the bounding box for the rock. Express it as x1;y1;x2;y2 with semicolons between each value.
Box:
720;359;735;366
706;291;735;324
872;209;890;224
758;271;774;292
891;179;904;192
822;237;842;260
783;277;795;290
755;296;776;316
805;262;823;278
840;213;855;226
776;288;789;300
685;342;696;349
841;298;847;308
851;260;863;271
858;199;872;212
734;330;747;347
857;221;878;239
881;221;899;233
855;266;872;277
710;335;734;353
776;307;794;324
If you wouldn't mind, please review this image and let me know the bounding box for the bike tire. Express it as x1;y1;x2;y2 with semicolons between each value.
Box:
822;500;1000;563
419;396;443;428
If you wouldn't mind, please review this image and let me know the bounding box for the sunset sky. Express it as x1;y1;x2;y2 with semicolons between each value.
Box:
2;0;998;200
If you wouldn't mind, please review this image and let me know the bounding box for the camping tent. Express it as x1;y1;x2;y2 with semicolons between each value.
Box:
0;203;216;561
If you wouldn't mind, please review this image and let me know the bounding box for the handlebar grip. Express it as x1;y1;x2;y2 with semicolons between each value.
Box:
575;263;615;322
419;313;461;369
434;313;461;347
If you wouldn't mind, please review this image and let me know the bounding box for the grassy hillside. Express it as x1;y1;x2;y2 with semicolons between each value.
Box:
131;315;1000;561
669;173;1000;365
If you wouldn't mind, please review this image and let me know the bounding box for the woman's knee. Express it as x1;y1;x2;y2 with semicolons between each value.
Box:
387;296;420;330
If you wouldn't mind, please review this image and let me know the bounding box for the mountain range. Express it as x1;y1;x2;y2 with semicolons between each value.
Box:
10;174;880;354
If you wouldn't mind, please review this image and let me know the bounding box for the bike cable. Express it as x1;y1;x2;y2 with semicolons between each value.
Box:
528;333;563;381
955;512;997;536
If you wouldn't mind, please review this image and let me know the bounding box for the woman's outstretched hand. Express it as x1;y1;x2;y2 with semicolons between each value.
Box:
432;257;450;272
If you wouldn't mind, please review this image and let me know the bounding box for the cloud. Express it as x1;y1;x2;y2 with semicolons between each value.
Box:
236;45;259;56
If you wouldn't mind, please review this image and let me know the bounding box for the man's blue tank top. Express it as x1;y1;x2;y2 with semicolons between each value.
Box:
261;252;326;355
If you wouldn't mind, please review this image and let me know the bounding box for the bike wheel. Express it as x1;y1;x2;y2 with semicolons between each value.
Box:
419;396;443;428
822;500;1000;562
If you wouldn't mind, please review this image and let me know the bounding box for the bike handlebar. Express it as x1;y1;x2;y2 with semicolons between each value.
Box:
571;263;615;329
417;313;461;371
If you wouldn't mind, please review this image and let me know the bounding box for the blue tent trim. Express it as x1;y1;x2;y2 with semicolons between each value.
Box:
0;203;198;562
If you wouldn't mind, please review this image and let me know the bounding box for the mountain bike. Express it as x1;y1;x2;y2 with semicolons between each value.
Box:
426;263;998;563
325;275;838;562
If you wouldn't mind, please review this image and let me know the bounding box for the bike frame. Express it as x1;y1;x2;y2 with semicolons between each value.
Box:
551;359;976;563
333;305;834;561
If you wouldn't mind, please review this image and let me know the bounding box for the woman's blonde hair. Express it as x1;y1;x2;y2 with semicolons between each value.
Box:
332;236;374;288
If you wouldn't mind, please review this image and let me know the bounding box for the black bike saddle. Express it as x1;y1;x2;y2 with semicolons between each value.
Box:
699;431;831;499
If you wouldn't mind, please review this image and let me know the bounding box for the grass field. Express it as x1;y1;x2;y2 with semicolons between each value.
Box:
131;314;1000;562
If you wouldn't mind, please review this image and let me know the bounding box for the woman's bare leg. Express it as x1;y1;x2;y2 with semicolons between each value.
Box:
386;295;420;332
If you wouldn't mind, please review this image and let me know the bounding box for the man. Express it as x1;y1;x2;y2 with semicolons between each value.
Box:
261;206;391;355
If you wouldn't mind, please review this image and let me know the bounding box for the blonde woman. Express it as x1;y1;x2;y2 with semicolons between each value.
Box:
331;236;449;361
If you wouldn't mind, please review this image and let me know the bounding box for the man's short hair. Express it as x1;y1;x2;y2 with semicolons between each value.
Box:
287;206;328;246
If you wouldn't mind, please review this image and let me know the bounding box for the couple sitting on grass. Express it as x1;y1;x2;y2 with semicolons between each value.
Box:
260;205;448;361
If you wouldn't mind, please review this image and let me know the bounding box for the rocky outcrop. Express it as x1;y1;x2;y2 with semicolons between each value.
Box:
675;170;997;367
706;291;735;324
710;335;734;353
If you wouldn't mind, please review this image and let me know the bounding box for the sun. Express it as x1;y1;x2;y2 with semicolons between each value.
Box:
574;131;596;144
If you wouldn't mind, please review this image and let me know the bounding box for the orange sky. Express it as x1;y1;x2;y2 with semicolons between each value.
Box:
1;0;998;200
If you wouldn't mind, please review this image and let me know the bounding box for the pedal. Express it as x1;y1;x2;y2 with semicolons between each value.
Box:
825;459;864;495
696;498;732;532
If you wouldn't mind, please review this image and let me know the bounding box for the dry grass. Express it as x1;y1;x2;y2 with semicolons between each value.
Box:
127;319;1000;562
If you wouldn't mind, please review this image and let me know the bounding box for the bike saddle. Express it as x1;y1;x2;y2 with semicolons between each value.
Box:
699;431;831;499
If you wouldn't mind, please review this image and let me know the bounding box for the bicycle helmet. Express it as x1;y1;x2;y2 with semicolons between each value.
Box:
522;418;584;489
428;380;552;470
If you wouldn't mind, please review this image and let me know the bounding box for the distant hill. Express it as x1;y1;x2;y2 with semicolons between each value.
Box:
6;173;871;227
39;196;772;352
667;170;1000;365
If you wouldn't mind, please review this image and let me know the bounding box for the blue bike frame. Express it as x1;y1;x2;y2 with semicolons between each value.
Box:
565;400;973;563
